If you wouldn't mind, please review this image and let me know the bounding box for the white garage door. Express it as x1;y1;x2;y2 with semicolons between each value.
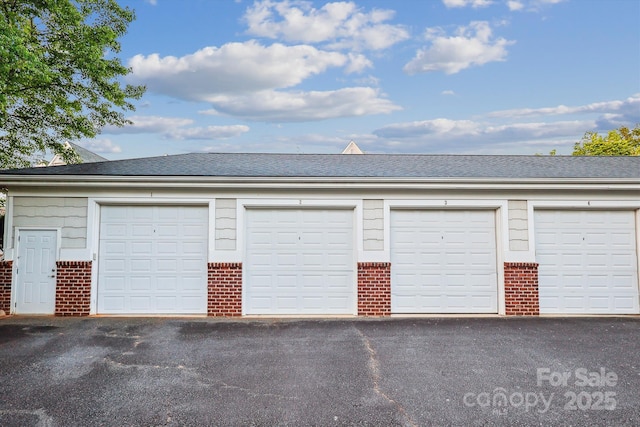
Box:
245;209;355;315
535;210;639;314
391;210;498;313
98;206;208;314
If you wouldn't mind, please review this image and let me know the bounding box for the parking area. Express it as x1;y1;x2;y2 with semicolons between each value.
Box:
0;316;639;426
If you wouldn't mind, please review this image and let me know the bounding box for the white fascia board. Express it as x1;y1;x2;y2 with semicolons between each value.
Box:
1;175;640;191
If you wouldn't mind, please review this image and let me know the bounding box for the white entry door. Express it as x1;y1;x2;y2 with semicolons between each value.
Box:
245;209;356;315
391;210;498;313
15;230;58;314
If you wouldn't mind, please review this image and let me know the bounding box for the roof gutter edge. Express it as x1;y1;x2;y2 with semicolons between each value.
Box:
0;175;639;190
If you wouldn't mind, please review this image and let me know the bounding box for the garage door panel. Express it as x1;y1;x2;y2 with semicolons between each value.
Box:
102;296;125;311
156;297;178;310
245;209;355;315
103;258;126;273
130;277;152;290
130;241;151;254
157;276;177;290
103;276;125;291
132;224;153;236
104;224;127;237
391;210;498;313
129;296;152;311
612;296;636;310
585;254;607;267
181;241;204;255
157;224;178;237
535;210;639;314
98;206;207;314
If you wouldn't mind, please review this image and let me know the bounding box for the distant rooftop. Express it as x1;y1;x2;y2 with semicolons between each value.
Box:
45;142;108;167
1;153;639;180
341;141;364;155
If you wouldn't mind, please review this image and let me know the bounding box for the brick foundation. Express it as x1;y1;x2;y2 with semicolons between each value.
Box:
55;261;92;316
0;261;13;314
208;262;242;317
357;262;391;316
504;262;539;316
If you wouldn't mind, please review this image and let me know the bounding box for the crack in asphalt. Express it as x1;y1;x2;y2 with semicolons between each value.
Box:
354;326;418;427
0;409;53;427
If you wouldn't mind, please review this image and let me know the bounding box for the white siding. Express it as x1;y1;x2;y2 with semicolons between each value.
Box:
508;200;529;251
363;199;384;251
12;197;87;249
215;198;236;251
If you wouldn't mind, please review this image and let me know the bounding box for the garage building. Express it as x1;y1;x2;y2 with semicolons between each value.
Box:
0;153;638;317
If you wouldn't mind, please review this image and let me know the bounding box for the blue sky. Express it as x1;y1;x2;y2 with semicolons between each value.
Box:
85;0;640;159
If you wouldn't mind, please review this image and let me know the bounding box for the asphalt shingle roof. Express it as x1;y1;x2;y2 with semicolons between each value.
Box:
69;142;108;163
1;153;639;179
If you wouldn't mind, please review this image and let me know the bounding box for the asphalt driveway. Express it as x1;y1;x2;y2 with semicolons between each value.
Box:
0;316;639;426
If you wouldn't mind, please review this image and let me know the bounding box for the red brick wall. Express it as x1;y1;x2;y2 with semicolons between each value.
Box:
208;262;242;317
55;261;92;316
0;261;13;314
357;262;391;316
504;262;539;316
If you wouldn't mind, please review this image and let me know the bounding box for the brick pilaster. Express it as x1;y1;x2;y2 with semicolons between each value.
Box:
208;262;242;316
357;262;391;316
0;261;13;314
504;262;539;315
55;261;92;316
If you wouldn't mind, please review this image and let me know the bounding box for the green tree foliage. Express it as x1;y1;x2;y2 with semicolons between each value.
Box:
0;0;145;168
572;125;640;156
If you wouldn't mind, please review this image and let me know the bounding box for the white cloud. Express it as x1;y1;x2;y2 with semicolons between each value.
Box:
243;0;409;50
345;52;372;73
507;0;568;12
166;125;250;140
104;116;250;141
485;94;640;120
370;94;639;153
144;0;157;5
128;41;347;100
204;87;401;122
441;90;456;96
442;0;493;8
106;116;195;134
373;118;591;150
506;1;524;11
78;139;121;154
403;21;515;75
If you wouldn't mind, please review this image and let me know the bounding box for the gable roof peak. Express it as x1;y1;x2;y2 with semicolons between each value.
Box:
341;140;364;155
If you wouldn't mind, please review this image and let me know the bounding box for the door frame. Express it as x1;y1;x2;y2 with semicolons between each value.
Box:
11;227;61;314
91;200;212;315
